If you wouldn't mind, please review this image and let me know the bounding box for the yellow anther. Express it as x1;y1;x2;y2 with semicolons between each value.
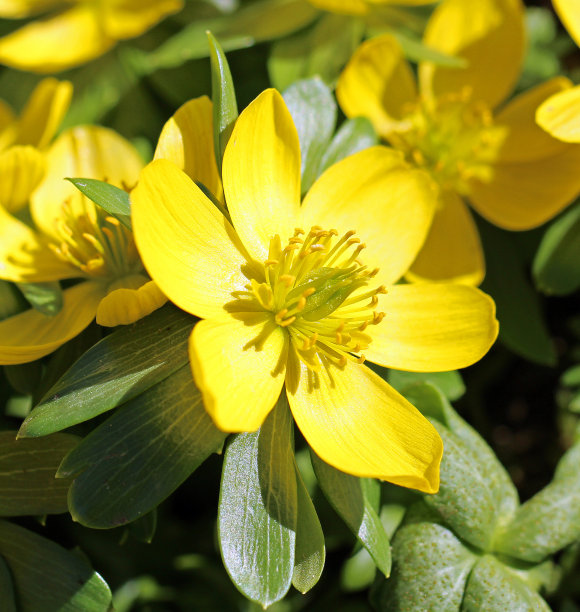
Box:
289;237;303;244
369;295;379;308
275;308;288;321
303;288;316;298
297;296;307;311
356;354;366;364
336;332;343;344
279;274;295;287
376;285;388;294
338;355;348;367
102;227;114;240
279;316;296;328
347;238;360;246
294;228;305;236
265;259;279;266
373;312;385;325
105;216;120;226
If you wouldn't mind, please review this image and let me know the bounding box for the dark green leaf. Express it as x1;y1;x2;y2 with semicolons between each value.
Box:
19;305;193;438
0;280;27;321
283;77;336;193
16;281;63;316
67;178;132;229
218;396;297;607
207;31;238;172
0;520;111;611
387;369;465;401
533;202;580;296
311;452;391;576
0;431;78;517
0;554;16;612
59;365;225;528
4;361;42;395
127;509;157;544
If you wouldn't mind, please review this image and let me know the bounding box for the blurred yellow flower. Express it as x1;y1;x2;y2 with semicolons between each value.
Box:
338;0;580;285
0;0;183;72
132;89;499;493
0;125;166;364
0;77;71;213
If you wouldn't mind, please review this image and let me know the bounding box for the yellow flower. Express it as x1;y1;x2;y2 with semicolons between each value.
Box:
536;0;580;142
337;0;580;285
132;89;499;493
0;0;183;72
0;125;166;364
307;0;436;16
0;77;71;213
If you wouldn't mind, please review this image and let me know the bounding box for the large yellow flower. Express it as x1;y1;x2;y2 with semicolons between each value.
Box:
337;0;580;285
0;0;183;72
0;124;166;364
132;88;499;493
0;77;71;212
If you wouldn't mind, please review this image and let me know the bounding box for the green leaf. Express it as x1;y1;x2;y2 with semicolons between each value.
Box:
479;220;556;366
341;547;376;592
19;305;193;438
533;203;580;296
292;460;325;594
16;281;63;316
0;431;78;517
58;365;225;528
67;178;132;229
561;364;580;388
127;509;157;544
462;555;550;611
0;280;27;321
4;361;42;395
377;518;477;610
0;519;111;611
218;396;297;607
386;29;468;68
319;116;378;172
207;31;238;172
283;77;336;194
387;369;465;401
310;452;391;576
0;554;16;612
494;443;580;562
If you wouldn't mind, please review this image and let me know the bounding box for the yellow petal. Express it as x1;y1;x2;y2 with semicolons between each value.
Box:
222;89;301;262
497;77;574;161
287;359;442;493
101;0;183;39
132;159;252;320
154;95;223;201
469;144;580;230
536;84;580;144
0;205;77;282
96;279;167;327
17;78;72;149
407;191;485;286
420;0;525;109
189;316;287;432
365;283;498;371
0;281;105;365
31;125;143;241
0;0;62;18
336;34;418;138
301;146;437;285
0;145;45;213
554;0;580;47
0;6;115;72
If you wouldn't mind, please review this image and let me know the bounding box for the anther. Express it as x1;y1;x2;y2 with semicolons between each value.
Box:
373;312;385;324
279;316;296;328
356;355;366;364
279;274;295;287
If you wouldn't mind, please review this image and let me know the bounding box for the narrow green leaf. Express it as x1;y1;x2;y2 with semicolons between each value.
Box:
16;281;63;316
59;365;225;528
387;369;465;401
19;305;193;438
0;520;111;612
127;509;157;544
292;460;325;594
462;555;551;611
0;431;78;517
0;554;16;612
0;280;27;321
218;396;297;607
533;202;580;296
319;117;378;174
310;452;391;576
67;177;132;229
207;31;238;172
283;77;336;194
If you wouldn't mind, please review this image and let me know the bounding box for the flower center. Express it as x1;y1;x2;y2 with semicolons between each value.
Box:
388;89;506;195
246;226;386;370
50;199;142;281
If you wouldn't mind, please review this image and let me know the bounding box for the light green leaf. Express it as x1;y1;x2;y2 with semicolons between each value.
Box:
0;431;78;517
310;452;391;576
58;365;225;528
292;460;325;594
218;395;297;607
19;305;193;438
387;369;465;401
0;520;111;612
319;116;378;172
0;554;16;612
16;281;63;316
462;555;551;611
341;547;376;592
67;178;132;229
562;364;580;387
386;29;468;68
533;202;580;296
283;77;336;194
207;31;238;173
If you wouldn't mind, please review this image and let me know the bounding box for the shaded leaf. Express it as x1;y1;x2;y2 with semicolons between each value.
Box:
387;369;465;401
127;509;157;544
0;554;16;612
320;116;378;172
16;281;63;316
67;178;132;230
0;280;27;321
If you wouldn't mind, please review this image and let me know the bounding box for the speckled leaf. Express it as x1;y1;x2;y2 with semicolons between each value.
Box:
311;452;391;576
59;365;225;528
19;305;192;438
218;396;297;608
